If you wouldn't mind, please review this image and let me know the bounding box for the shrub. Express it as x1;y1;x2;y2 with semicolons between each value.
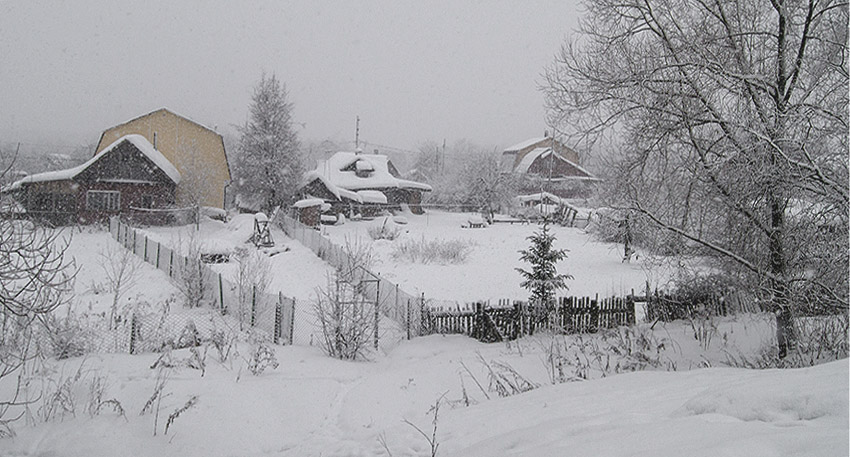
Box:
391;237;474;264
314;276;375;360
367;217;401;241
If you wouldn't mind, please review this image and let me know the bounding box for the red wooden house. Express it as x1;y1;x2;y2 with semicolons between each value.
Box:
4;135;180;225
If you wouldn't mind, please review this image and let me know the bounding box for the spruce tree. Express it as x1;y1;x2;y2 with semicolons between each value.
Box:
516;222;572;313
236;73;303;213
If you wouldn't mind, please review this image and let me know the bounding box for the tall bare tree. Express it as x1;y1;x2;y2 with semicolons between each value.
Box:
544;0;848;357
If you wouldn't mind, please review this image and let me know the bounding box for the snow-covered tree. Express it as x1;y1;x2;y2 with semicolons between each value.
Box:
516;223;572;314
544;0;849;358
235;73;304;213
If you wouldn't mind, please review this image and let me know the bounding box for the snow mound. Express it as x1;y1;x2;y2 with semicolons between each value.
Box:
674;360;849;423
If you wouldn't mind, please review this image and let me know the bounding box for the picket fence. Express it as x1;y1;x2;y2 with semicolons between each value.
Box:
108;217;296;348
424;295;637;342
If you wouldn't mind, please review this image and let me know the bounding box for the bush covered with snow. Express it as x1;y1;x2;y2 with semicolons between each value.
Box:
367;217;402;241
391;237;474;265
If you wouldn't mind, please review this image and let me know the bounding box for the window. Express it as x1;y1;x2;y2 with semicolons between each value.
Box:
86;190;120;212
140;194;154;209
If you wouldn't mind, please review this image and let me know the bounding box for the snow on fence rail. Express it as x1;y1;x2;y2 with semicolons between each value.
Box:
109;217;295;348
276;213;427;345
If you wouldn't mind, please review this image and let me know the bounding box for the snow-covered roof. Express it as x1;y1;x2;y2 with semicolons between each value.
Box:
306;152;432;196
357;190;388;204
504;137;546;153
293;198;325;208
303;170;364;203
7;134;180;191
513;146;595;179
515;147;553;174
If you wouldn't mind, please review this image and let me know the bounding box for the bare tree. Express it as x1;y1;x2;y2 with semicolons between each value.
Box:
101;239;141;329
232;246;271;330
313;240;375;360
416;140;517;215
1;171;76;428
544;0;849;357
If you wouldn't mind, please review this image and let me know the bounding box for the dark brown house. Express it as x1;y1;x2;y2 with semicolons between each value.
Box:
4;135;180;225
501;135;599;198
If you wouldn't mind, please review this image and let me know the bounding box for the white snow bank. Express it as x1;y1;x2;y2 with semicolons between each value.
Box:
674;363;848;423
429;359;848;457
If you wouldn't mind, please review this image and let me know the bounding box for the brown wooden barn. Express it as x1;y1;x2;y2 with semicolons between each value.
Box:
501;135;600;198
4;135;180;225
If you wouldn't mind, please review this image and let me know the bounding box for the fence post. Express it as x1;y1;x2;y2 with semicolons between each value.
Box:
591;293;600;333
144;236;148;262
473;302;483;340
406;299;411;340
274;293;282;345
156;243;161;269
513;301;522;339
289;298;296;345
215;273;223;314
169;251;174;277
133;230;137;255
129;313;138;355
251;285;257;327
373;281;381;350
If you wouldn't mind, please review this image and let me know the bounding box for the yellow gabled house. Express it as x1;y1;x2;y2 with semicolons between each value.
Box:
95;108;231;209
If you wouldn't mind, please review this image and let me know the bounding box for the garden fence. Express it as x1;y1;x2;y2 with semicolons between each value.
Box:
109;217;296;352
423;295;637;342
276;214;426;348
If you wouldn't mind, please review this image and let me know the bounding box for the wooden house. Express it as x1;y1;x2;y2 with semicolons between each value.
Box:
299;151;431;216
5;135;180;224
501;136;596;180
95;108;231;209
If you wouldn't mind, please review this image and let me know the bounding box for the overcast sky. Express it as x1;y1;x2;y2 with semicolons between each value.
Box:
0;0;583;154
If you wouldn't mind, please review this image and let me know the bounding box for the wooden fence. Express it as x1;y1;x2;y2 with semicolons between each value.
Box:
424;295;637;342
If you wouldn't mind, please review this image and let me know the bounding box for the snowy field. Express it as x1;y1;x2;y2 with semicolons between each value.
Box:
1;332;846;456
323;211;662;303
0;217;847;456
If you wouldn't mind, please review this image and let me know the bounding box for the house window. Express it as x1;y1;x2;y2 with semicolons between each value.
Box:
140;194;154;209
86;190;120;212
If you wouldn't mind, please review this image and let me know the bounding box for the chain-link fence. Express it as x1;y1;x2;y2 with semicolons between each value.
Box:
277;214;427;350
108;217;295;350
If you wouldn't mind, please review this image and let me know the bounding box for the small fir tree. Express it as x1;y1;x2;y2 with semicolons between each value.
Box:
516;222;572;314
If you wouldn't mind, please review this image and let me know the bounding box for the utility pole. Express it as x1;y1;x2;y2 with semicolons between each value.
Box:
441;138;446;174
355;116;360;151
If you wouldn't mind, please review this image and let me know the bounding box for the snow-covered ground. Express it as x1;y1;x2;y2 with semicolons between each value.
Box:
0;333;846;456
322;211;664;303
139;214;334;301
0;217;846;456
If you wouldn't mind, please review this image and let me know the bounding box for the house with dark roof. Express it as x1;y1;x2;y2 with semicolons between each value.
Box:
298;150;431;217
4;135;180;224
95;108;231;209
501;135;598;198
